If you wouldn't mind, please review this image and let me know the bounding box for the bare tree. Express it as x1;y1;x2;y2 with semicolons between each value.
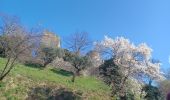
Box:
65;32;91;55
0;14;42;81
64;32;92;82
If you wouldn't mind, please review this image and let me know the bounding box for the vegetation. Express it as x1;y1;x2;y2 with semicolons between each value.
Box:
0;14;169;100
95;36;164;100
40;47;65;67
0;15;41;81
64;52;92;82
0;58;111;100
99;58;123;98
142;82;162;100
65;32;91;55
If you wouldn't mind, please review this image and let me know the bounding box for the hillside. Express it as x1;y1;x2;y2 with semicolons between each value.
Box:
0;58;112;100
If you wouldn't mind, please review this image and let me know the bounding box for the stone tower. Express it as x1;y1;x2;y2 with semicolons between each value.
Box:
41;30;60;48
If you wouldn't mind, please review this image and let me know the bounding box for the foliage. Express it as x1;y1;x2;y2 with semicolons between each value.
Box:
95;36;164;81
63;49;75;62
27;86;82;100
95;36;164;98
66;55;91;73
0;57;111;100
0;14;167;100
99;58;143;99
63;50;92;82
0;42;5;57
64;50;92;71
41;47;65;67
99;58;122;96
0;15;41;81
142;82;162;100
125;78;143;100
158;80;170;99
125;91;135;100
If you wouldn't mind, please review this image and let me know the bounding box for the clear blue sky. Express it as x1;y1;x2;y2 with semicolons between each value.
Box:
0;0;170;71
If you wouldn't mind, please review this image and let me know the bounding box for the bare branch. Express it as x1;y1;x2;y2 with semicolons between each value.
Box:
65;31;91;55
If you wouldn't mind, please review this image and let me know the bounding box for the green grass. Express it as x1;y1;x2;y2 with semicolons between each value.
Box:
0;58;112;100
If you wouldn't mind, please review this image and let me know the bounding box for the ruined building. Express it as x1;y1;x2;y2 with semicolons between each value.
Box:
41;30;60;48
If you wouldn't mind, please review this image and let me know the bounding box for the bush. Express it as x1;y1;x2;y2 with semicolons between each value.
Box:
41;47;65;67
27;86;82;100
142;82;162;100
99;58;123;96
63;49;92;82
24;60;44;68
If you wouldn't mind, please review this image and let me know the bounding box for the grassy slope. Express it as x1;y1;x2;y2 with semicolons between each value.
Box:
0;58;112;100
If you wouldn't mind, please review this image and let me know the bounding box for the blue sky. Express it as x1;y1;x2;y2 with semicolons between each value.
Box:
0;0;170;71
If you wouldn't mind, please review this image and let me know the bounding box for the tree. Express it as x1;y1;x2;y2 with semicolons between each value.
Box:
95;36;164;99
40;47;65;67
99;58;123;97
99;58;143;100
0;14;42;81
65;32;91;55
158;80;170;99
63;50;92;82
0;39;6;57
141;81;162;100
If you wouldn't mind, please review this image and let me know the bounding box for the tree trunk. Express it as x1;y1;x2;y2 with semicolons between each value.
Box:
0;57;17;81
120;95;127;100
0;65;14;81
119;76;128;99
76;69;81;76
43;61;49;67
71;69;81;82
71;73;76;82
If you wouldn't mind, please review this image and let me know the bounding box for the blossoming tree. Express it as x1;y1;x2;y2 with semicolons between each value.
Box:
95;36;164;98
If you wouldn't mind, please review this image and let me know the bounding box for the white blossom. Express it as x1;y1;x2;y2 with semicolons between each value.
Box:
95;36;164;82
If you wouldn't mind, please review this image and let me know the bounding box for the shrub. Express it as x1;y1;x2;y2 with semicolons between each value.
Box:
41;47;65;67
27;86;82;100
63;49;92;82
